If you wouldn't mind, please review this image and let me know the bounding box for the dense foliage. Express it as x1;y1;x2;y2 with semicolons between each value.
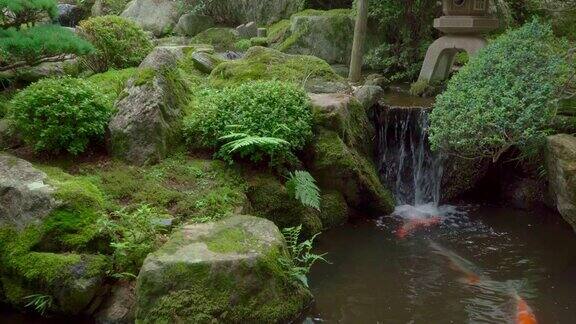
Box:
184;81;313;163
78;15;153;73
9;77;113;155
429;21;570;162
0;0;94;70
363;0;439;81
280;225;326;287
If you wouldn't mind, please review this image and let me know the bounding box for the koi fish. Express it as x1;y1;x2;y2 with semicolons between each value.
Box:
396;216;441;239
513;292;537;324
429;241;483;285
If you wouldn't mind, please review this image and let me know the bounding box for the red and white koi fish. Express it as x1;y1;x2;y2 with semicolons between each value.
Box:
513;292;538;324
429;241;483;285
396;216;441;239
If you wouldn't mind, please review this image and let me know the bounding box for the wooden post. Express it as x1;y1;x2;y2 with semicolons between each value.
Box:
349;0;368;83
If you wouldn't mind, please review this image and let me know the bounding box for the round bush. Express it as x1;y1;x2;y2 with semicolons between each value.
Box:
183;81;313;161
10;77;113;155
78;15;153;73
429;20;570;162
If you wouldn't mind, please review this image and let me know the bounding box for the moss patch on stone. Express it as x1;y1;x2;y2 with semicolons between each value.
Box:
209;46;341;88
87;68;138;101
246;173;322;237
319;191;349;229
206;227;259;254
190;28;240;51
309;129;394;215
83;156;247;223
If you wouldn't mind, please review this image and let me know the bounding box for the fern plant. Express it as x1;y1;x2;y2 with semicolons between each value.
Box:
24;294;53;315
280;225;327;287
286;171;321;211
218;132;290;163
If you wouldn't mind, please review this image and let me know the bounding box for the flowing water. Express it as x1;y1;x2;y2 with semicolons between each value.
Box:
302;103;576;323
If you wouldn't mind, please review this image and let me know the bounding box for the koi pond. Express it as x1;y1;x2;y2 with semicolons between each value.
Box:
302;204;576;323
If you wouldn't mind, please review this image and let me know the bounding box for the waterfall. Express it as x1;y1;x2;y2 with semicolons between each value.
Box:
376;105;443;207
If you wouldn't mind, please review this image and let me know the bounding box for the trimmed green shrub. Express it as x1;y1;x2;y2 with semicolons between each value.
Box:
87;68;138;101
10;77;113;155
78;15;153;73
184;80;313;163
429;20;571;162
0;1;94;70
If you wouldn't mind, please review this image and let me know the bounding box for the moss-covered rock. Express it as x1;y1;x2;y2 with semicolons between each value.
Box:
319;191;348;229
87;156;248;224
190;28;240;52
309;93;375;158
441;157;491;202
307;129;394;215
108;46;191;165
0;226;109;315
276;9;354;65
135;215;311;323
209;46;346;92
545;134;576;232
246;174;322;237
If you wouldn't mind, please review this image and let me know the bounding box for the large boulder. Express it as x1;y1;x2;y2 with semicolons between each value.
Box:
545;134;576;231
174;13;215;37
309;93;374;158
441;156;492;202
96;282;136;324
121;0;180;37
246;174;322;236
278;10;354;65
203;0;303;26
307;129;394;215
108;46;190;165
0;154;58;230
135;215;311;323
209;46;347;92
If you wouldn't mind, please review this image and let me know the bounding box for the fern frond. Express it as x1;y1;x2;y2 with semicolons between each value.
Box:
219;133;289;154
286;171;321;211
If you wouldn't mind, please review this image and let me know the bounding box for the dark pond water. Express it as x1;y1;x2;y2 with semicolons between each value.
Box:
303;204;576;324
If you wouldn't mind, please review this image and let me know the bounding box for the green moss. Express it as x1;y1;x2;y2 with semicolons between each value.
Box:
209;46;341;88
85;156;246;223
206;227;258;254
267;19;291;43
311;130;395;215
87;68;138;101
133;67;156;87
250;37;268;47
235;39;251;51
246;174;321;237
137;246;310;323
292;9;353;17
319;191;349;229
190;28;240;51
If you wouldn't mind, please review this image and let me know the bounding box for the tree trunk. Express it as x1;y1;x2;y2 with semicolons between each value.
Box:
349;0;368;83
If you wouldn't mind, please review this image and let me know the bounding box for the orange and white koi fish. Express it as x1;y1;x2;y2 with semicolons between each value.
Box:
514;293;537;324
396;216;441;239
429;241;483;285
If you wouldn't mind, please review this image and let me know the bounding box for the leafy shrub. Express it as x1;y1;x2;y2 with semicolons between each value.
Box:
0;1;94;70
10;77;113;155
362;0;439;81
87;68;138;101
429;20;570;162
78;15;153;73
280;225;327;287
235;39;251;51
286;171;321;211
97;205;167;274
184;80;313;163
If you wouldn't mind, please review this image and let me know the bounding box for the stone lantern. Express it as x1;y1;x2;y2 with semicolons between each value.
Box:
418;0;498;82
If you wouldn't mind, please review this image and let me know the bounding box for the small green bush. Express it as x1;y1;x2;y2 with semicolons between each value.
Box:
78;15;153;73
429;20;571;162
235;39;251;51
184;81;313;163
10;77;113;155
87;68;138;101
